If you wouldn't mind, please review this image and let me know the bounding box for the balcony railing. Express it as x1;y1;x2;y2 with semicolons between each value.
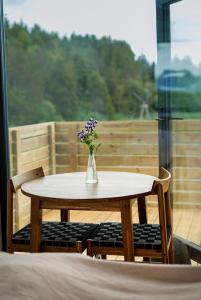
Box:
9;120;201;230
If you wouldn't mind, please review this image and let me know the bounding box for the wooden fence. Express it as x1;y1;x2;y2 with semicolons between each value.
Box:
9;122;55;229
55;120;159;175
9;120;201;230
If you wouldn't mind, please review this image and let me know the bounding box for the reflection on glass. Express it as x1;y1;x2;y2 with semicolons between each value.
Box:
170;0;201;245
170;0;201;140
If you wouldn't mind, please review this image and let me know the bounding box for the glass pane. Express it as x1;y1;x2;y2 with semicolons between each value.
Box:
4;0;158;231
5;0;158;124
170;0;201;244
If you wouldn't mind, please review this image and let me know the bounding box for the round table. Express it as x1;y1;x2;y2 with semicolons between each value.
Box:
21;171;157;261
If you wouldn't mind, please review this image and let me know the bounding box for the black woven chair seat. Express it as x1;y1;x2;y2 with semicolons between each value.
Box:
88;222;171;250
13;222;97;247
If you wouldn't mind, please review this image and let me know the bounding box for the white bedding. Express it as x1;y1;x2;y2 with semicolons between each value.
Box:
0;252;201;300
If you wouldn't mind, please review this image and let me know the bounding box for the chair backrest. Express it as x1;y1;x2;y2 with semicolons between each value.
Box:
151;167;172;263
10;167;44;193
151;167;171;194
7;167;44;252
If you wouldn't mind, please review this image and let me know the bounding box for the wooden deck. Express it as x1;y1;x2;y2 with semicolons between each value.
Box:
44;203;201;246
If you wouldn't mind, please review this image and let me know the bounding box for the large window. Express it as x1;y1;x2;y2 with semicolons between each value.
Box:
4;0;159;232
170;0;201;243
156;0;201;246
0;0;200;251
5;0;157;125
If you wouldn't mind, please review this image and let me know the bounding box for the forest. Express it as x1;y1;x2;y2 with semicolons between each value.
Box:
5;20;201;126
5;20;156;126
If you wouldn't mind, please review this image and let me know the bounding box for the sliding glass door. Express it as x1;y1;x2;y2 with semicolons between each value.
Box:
157;0;201;244
170;0;201;243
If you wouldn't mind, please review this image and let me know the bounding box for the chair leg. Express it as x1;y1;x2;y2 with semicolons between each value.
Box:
137;196;147;224
164;190;174;264
162;254;169;264
169;238;174;264
60;209;70;222
143;257;150;262
157;185;169;264
87;240;93;257
76;241;82;253
7;245;14;254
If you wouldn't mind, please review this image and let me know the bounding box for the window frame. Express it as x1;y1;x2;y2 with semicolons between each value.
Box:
0;0;10;251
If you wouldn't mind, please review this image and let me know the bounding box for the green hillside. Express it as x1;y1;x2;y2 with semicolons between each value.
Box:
5;20;157;126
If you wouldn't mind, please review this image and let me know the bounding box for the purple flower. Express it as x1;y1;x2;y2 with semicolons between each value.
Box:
85;124;91;132
77;130;87;139
85;118;98;131
76;118;100;153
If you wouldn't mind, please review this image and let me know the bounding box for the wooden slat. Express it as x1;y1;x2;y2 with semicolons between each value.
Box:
173;180;201;191
10;122;53;138
55;133;70;142
20;158;49;173
173;120;201;131
174;167;201;180
21;146;49;165
173;132;201;143
56;144;71;154
173;144;201;155
56;166;76;173
55;121;78;131
94;132;158;143
56;155;70;165
77;120;158;132
77;165;159;176
79;143;158;155
21;135;49;152
173;156;201;167
173;191;201;206
78;155;158;166
173;207;194;240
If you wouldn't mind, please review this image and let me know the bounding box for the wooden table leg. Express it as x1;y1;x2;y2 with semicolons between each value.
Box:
137;196;147;224
31;198;42;252
121;200;134;262
60;209;70;222
137;196;149;262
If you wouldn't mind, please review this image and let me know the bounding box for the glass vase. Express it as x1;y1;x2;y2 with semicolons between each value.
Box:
85;150;98;184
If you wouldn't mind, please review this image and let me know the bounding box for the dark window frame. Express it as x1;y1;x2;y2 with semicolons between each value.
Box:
0;0;10;251
156;0;182;171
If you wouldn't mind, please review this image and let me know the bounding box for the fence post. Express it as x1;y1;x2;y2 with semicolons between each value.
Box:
67;122;78;172
48;123;56;174
11;129;21;176
11;129;21;231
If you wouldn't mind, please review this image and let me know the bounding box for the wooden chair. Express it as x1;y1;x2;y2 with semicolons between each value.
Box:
7;167;97;253
87;168;174;263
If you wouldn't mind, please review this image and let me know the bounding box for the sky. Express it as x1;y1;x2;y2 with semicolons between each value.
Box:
3;0;201;64
170;0;201;65
4;0;157;62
